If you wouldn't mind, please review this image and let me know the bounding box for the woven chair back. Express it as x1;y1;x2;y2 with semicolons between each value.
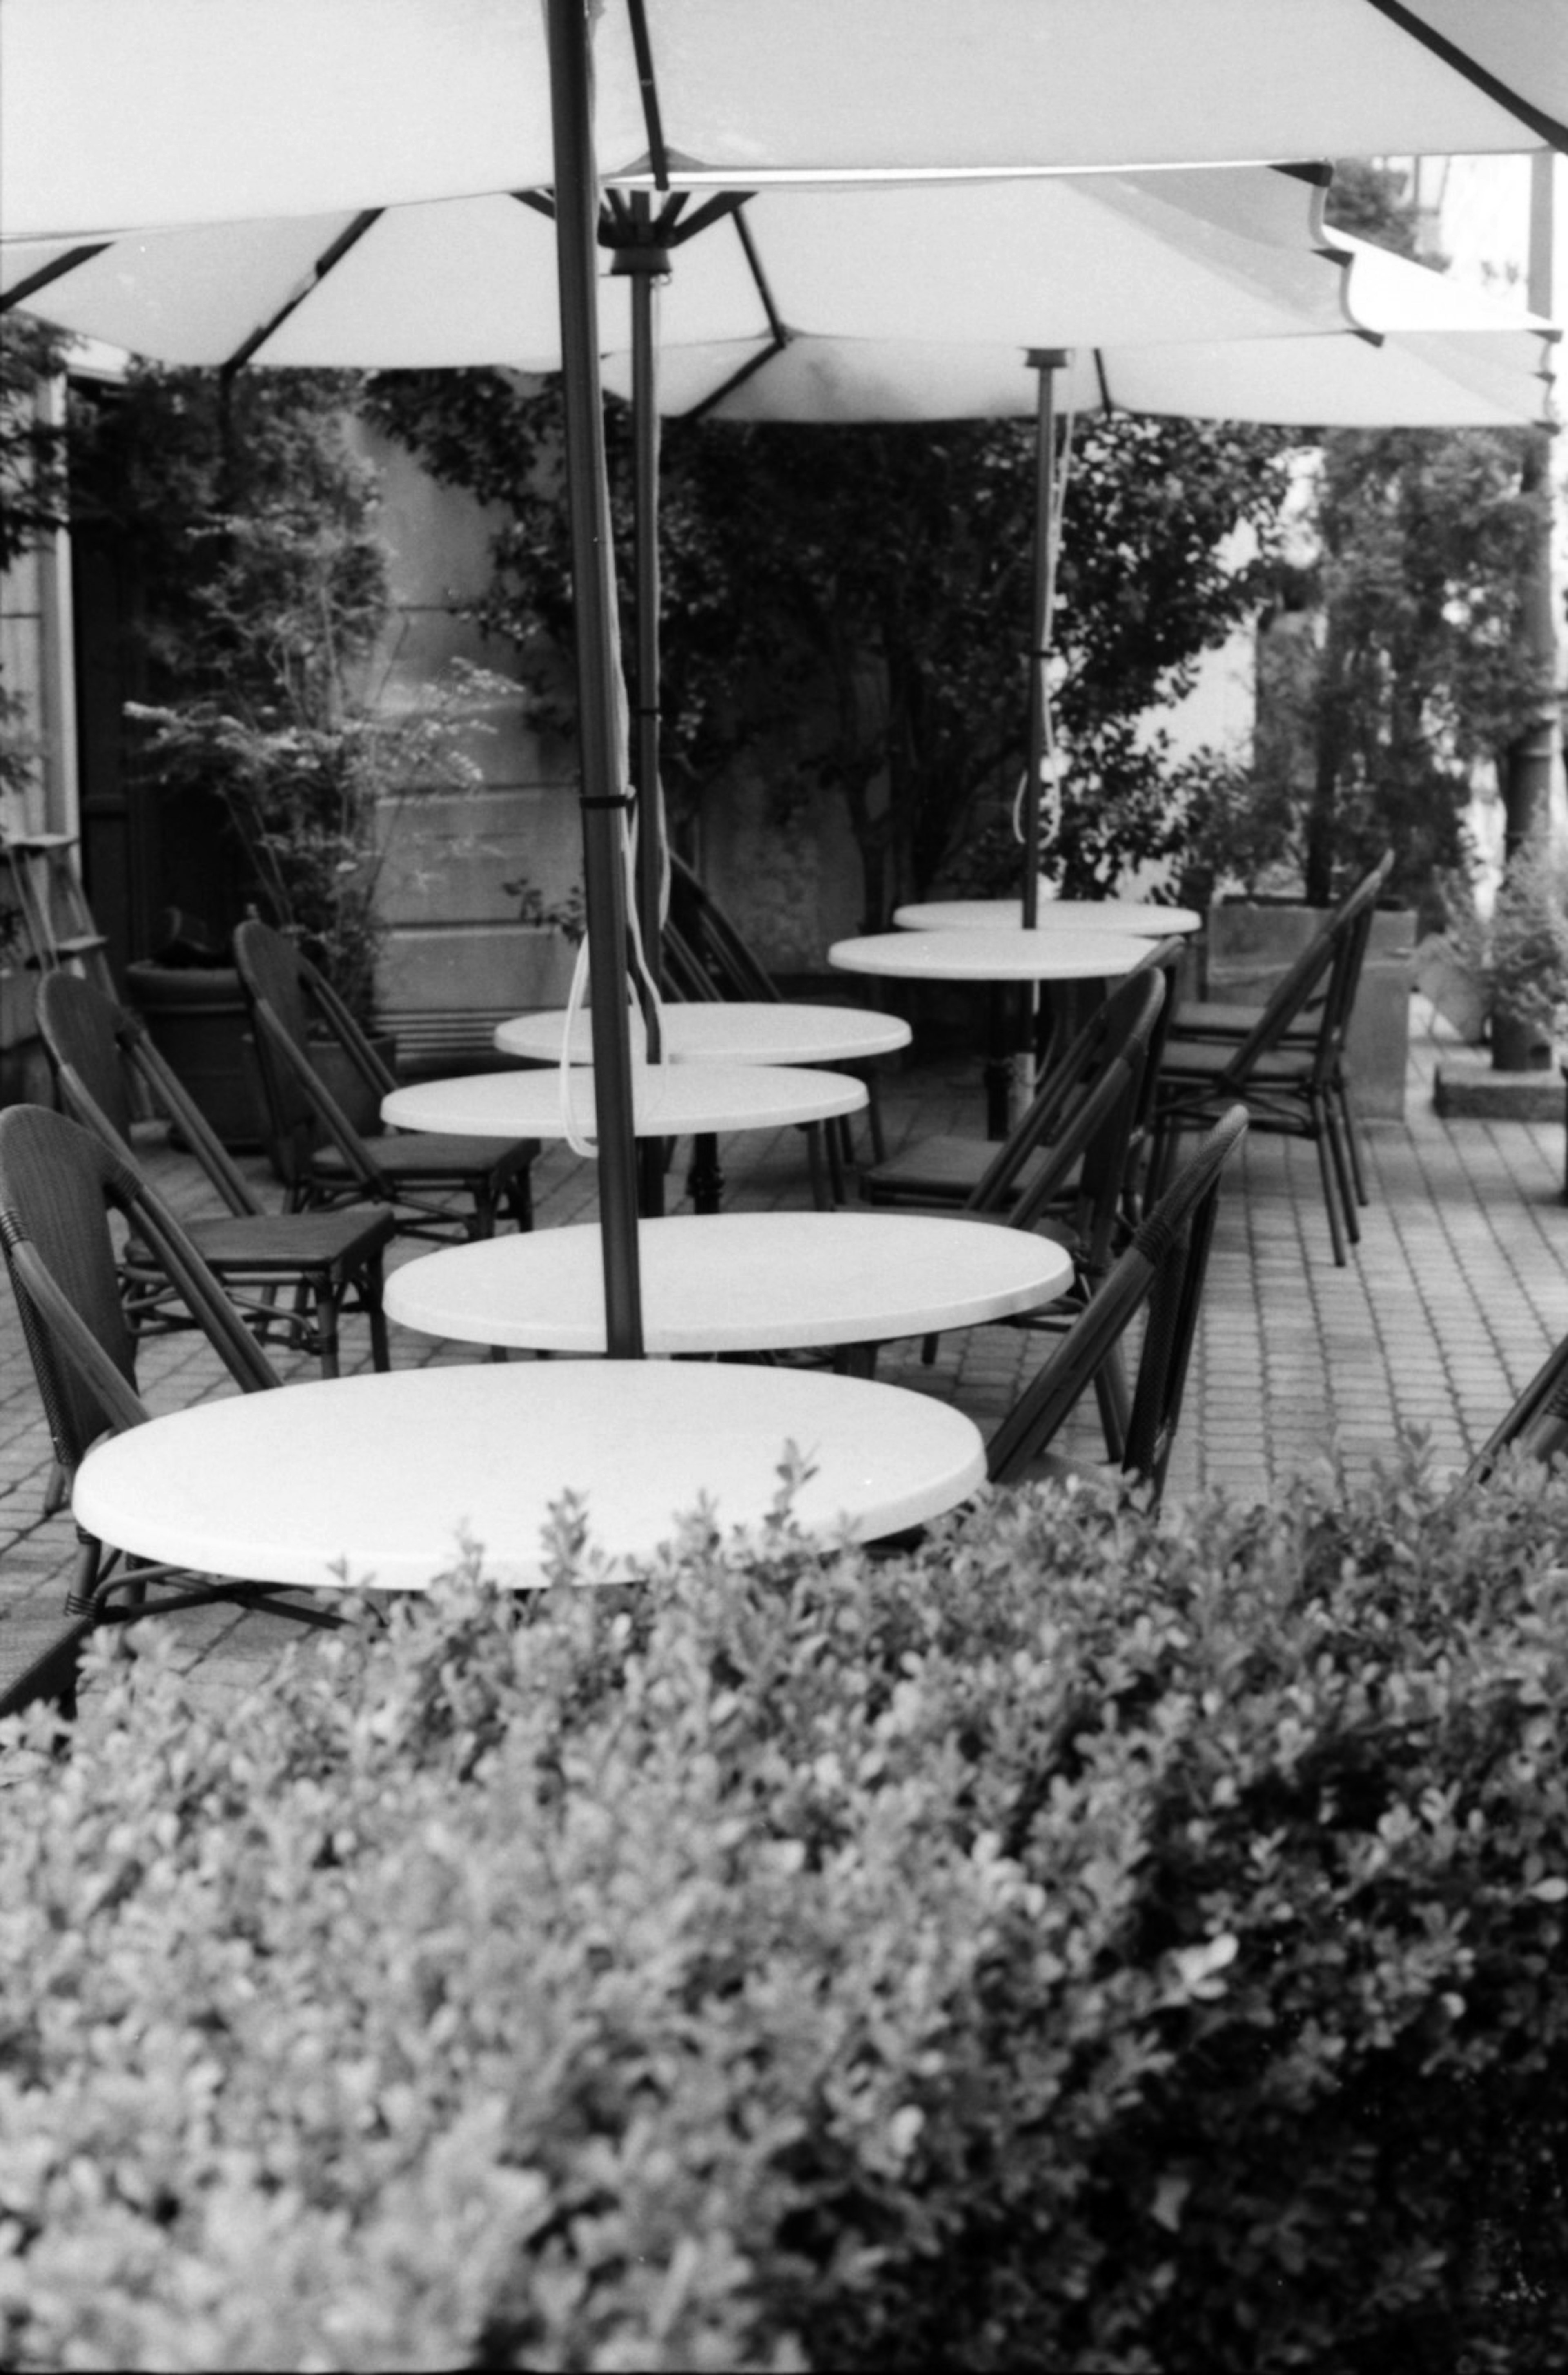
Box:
36;970;137;1145
987;1103;1248;1496
0;1105;140;1471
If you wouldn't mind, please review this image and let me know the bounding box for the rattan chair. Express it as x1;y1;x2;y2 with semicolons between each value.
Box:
986;1104;1249;1502
862;970;1162;1462
1147;855;1394;1266
667;853;892;1171
39;971;392;1375
233;920;535;1243
1165;853;1394;1223
862;963;1163;1221
0;1106;338;1657
1466;1330;1568;1485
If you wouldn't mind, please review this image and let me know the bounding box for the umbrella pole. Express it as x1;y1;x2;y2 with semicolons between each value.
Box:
626;213;666;1017
1022;348;1067;930
546;0;644;1357
619;207;672;1217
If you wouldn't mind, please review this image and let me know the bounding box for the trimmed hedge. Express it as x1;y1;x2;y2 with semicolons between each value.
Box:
2;1450;1568;2371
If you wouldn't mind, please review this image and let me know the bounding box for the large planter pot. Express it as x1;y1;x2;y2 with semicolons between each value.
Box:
124;961;266;1149
1204;900;1417;1122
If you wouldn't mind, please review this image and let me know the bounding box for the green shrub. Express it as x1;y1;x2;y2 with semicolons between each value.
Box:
2;1451;1567;2371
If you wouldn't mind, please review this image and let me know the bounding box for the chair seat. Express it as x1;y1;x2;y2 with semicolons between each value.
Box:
862;1133;1052;1204
1160;1037;1316;1090
185;1207;394;1277
312;1133;538;1182
1174;997;1321;1041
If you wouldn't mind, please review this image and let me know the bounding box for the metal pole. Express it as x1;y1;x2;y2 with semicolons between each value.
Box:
545;0;644;1355
628;210;665;1007
1022;349;1067;930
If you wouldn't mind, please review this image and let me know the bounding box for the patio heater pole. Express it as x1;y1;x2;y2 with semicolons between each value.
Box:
546;0;644;1356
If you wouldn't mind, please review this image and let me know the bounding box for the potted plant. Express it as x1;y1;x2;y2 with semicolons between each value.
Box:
1423;825;1568;1073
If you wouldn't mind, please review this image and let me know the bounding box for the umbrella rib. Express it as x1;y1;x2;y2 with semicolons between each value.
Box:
624;0;673;191
1;245;110;314
666;191;754;248
1361;0;1568;153
219;210;382;375
732;208;788;347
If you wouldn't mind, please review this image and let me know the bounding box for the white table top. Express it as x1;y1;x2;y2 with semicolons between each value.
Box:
829;926;1152;983
496;1002;911;1068
893;897;1202;935
387;1210;1073;1354
383;1062;866;1140
74;1363;986;1591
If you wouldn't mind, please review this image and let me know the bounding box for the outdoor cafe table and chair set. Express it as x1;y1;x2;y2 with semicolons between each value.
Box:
2;894;1245;1677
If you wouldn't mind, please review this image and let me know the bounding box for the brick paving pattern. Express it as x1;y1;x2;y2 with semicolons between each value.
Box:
3;1000;1564;1708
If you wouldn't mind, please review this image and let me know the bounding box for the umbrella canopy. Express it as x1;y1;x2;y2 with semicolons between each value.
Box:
3;0;1565;242
7;172;1554;427
7;0;1564;1353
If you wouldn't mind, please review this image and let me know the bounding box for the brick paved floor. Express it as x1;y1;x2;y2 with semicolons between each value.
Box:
3;997;1565;1706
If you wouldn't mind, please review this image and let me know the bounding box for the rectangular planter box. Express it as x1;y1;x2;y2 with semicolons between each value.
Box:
1204;902;1416;1122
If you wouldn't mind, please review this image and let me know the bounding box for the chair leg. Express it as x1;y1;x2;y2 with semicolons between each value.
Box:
863;1079;889;1167
312;1278;341;1379
804;1124;831;1213
1336;1070;1371;1208
1321;1092;1361;1249
1310;1102;1349;1267
64;1532;104;1618
364;1257;390;1372
1093;1339;1131;1464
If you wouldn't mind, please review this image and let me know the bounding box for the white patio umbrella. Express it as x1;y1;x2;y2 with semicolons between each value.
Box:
7;0;1565;1351
3;0;1565;243
6;167;1553;941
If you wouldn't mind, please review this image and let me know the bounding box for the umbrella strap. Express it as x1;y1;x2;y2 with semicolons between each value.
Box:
559;817;670;1160
1013;399;1077;855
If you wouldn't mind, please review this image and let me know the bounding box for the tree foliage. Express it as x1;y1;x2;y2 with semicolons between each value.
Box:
72;366;403;1018
1241;162;1552;913
366;370;1287;923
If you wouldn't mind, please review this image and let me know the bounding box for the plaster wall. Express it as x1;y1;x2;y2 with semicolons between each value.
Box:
353;421;583;1067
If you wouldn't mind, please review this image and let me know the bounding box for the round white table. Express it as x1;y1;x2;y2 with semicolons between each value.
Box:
386;1210;1073;1357
383;1063;867;1215
829;926;1151;1141
828;926;1152;982
497;1002;911;1067
893;897;1202;935
73;1363;987;1591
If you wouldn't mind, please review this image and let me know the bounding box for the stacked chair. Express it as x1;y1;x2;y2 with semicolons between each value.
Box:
0;1105;338;1713
1146;853;1394;1266
862;966;1166;1461
38;971;391;1376
985;1104;1249;1500
233;920;536;1243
